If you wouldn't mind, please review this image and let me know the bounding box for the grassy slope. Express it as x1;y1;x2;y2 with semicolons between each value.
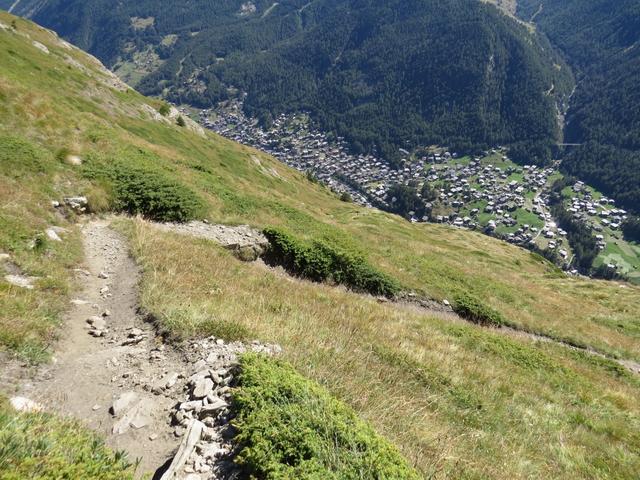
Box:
126;219;640;479
1;12;639;363
0;12;639;479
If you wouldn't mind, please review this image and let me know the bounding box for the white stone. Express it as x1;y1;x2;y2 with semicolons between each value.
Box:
179;400;203;411
4;274;36;289
110;391;138;417
65;155;83;166
200;398;227;414
112;398;155;434
10;396;42;413
192;378;214;398
32;41;49;54
87;316;107;330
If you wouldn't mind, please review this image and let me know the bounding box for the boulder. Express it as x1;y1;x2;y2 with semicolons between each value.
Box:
112;398;155;434
4;274;36;289
192;378;214;398
87;316;107;330
65;155;83;166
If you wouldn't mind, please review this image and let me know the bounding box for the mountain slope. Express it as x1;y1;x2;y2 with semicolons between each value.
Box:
517;0;640;213
1;12;640;479
17;0;572;164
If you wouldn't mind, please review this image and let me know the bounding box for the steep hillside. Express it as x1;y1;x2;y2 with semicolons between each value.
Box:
1;12;640;479
517;0;640;213
16;0;572;164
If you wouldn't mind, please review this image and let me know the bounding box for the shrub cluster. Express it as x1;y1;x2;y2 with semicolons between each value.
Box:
262;227;400;297
111;166;204;222
84;161;205;222
453;293;506;326
232;354;420;480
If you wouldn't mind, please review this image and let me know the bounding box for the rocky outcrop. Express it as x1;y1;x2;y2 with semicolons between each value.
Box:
160;337;281;479
154;222;269;261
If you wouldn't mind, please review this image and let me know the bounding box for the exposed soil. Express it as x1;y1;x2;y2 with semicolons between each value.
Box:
18;220;182;476
10;219;281;479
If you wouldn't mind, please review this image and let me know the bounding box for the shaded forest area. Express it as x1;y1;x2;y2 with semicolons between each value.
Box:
518;0;640;213
26;0;572;167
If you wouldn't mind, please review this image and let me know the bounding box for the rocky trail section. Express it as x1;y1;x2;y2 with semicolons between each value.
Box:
153;221;269;261
15;220;279;479
6;216;637;477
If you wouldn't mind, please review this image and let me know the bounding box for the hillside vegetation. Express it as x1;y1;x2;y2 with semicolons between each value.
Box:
1;12;640;479
517;0;640;213
18;0;572;164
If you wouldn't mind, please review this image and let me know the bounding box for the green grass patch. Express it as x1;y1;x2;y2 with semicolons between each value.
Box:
0;403;135;479
232;354;420;479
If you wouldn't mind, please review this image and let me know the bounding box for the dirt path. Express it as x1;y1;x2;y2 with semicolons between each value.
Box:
19;220;182;476
13;218;282;479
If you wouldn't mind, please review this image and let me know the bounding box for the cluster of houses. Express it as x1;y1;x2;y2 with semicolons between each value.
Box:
425;158;570;251
197;101;632;271
568;181;626;252
200;100;444;208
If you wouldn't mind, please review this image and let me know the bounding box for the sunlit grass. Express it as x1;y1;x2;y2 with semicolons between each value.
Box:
124;219;640;479
0;397;136;479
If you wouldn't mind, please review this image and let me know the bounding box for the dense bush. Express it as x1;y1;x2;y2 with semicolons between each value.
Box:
112;167;204;222
84;161;205;222
592;264;627;282
453;293;506;326
158;103;170;116
232;354;420;480
262;227;400;297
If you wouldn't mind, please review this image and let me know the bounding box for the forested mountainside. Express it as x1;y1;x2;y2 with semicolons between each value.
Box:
13;0;572;166
517;0;640;213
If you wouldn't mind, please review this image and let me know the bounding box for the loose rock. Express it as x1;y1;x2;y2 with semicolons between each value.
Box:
4;274;37;289
10;396;42;413
110;391;138;417
45;228;62;242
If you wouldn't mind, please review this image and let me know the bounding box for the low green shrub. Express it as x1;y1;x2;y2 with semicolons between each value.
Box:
453;293;506;326
0;403;135;479
158;103;170;116
232;354;420;480
84;161;205;222
0;135;52;177
111;166;204;222
262;227;400;297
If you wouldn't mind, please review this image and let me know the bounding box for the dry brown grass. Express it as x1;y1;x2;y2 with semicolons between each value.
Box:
125;219;640;479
